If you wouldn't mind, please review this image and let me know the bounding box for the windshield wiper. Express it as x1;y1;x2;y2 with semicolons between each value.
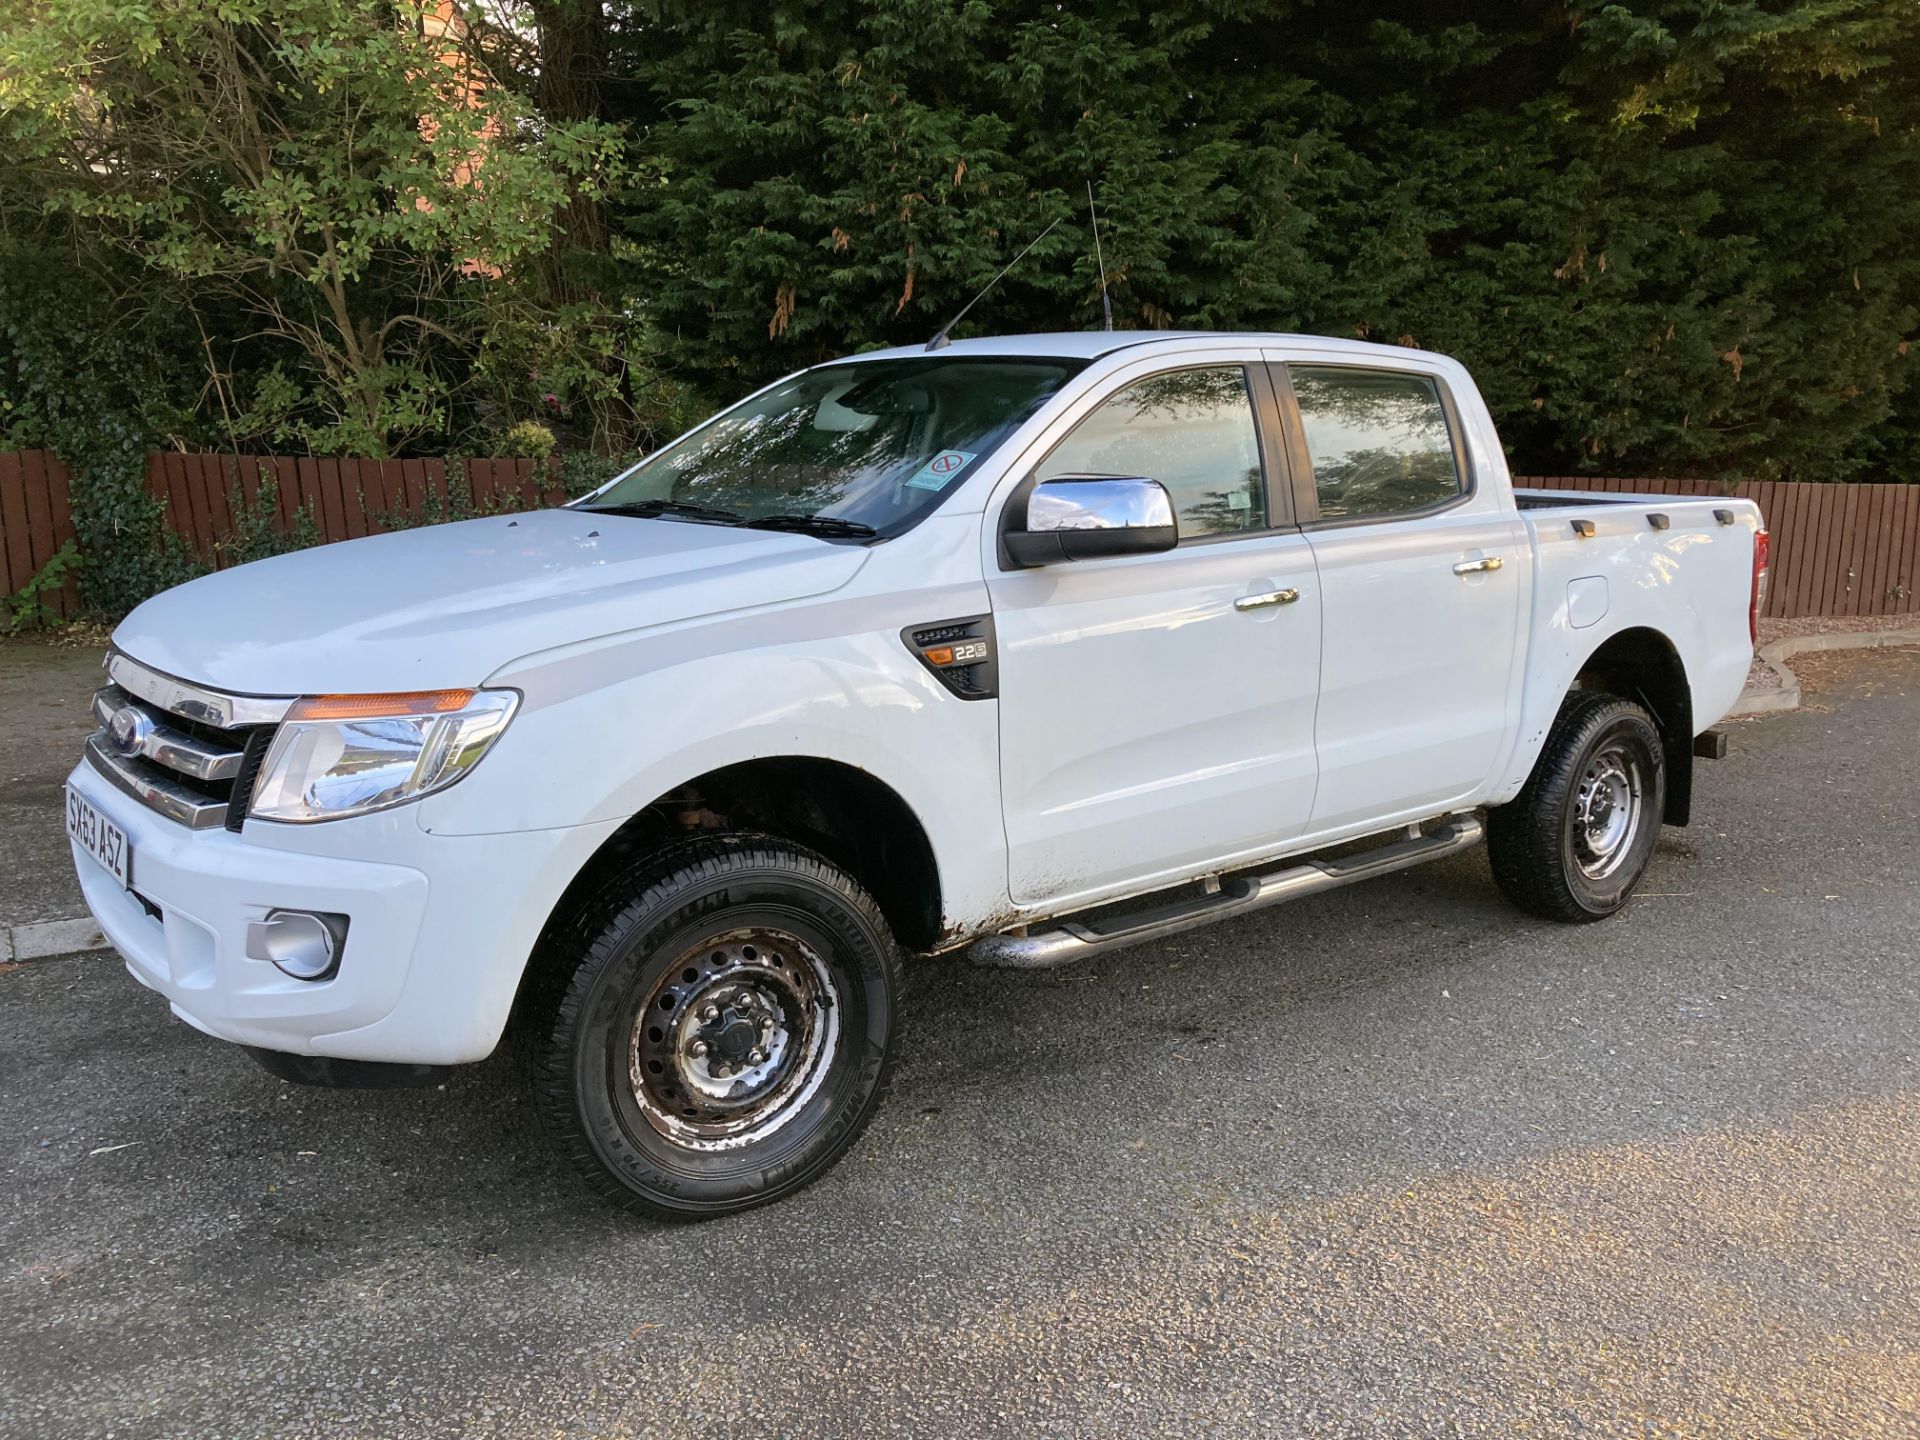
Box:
741;514;879;539
581;499;743;525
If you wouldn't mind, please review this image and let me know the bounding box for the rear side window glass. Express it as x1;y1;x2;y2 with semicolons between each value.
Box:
1034;366;1265;539
1290;367;1463;521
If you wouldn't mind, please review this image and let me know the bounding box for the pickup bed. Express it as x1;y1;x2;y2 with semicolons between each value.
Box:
68;331;1766;1216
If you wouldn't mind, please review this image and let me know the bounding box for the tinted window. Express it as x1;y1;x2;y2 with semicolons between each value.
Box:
1290;367;1462;520
1035;367;1265;538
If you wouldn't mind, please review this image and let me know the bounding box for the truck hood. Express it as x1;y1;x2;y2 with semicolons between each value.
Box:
113;509;870;695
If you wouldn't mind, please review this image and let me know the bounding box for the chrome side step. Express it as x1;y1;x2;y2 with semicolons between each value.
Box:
968;814;1485;970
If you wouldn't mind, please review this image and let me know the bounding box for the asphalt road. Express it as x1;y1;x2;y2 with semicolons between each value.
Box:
0;641;101;931
3;644;1918;1438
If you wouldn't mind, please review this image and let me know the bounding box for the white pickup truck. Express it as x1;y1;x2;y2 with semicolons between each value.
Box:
67;332;1767;1217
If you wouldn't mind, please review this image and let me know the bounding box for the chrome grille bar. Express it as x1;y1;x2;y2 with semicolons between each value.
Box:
105;651;293;729
83;734;229;829
91;688;244;782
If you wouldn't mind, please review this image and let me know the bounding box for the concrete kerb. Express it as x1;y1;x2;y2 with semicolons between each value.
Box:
1729;627;1920;718
3;916;108;965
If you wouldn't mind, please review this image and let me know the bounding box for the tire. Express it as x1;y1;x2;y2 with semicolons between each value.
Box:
525;834;900;1219
1487;692;1667;924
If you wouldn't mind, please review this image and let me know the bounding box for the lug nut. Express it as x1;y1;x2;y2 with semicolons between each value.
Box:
688;1039;709;1058
700;1004;720;1024
758;1015;773;1031
747;1047;767;1065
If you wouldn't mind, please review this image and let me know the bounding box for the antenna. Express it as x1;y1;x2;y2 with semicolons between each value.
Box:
1088;181;1113;332
925;216;1062;351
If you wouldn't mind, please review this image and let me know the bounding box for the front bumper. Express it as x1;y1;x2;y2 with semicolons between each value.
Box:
66;760;616;1066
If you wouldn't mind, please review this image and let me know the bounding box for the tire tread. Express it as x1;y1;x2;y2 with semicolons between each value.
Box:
520;833;899;1219
1487;692;1662;924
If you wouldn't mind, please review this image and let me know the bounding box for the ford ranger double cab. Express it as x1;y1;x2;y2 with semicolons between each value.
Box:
67;332;1768;1217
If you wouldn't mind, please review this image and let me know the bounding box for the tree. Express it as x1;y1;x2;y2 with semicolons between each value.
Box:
600;0;1920;482
0;0;623;456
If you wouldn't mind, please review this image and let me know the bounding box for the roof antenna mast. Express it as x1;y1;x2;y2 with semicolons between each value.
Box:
925;216;1062;351
1088;181;1113;332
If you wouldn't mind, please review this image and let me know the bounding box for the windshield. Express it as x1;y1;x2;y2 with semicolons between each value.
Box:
581;356;1086;537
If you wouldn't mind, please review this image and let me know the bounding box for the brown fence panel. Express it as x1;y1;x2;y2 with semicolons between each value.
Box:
0;450;80;618
453;456;563;511
1799;482;1831;617
325;458;353;536
348;458;375;533
1855;484;1887;617
37;451;80;620
268;456;300;529
399;459;427;514
1777;481;1815;618
373;459;408;526
1;451;38;598
1894;485;1919;611
200;453;235;542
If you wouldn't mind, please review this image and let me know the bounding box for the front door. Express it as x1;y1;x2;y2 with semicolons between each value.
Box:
1274;359;1526;834
988;359;1323;909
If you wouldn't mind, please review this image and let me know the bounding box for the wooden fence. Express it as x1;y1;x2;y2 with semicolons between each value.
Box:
0;450;562;621
1515;475;1918;620
3;450;1916;621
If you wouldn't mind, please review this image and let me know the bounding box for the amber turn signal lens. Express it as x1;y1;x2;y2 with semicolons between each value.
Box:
921;646;955;667
287;690;477;721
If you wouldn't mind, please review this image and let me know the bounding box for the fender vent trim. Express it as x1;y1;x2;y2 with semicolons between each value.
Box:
902;615;997;700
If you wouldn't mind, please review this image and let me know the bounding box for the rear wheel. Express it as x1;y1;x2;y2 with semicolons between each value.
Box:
527;835;899;1219
1488;692;1666;923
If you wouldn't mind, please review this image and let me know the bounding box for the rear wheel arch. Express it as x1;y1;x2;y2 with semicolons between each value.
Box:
1569;626;1695;826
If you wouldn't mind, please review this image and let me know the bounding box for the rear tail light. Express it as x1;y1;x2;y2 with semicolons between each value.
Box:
1749;528;1770;647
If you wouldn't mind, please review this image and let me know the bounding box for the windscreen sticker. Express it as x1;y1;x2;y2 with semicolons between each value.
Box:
904;450;977;491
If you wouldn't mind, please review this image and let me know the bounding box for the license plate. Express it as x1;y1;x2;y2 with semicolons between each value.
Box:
67;786;132;890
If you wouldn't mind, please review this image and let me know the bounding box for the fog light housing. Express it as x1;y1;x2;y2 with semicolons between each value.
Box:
245;909;348;981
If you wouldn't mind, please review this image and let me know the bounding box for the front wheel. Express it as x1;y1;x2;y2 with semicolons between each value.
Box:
1487;692;1667;923
527;835;900;1219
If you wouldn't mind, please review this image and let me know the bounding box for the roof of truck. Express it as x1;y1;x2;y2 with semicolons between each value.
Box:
847;331;1441;364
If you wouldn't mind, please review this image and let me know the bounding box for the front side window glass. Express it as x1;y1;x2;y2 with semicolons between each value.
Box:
1034;367;1266;539
1290;367;1463;521
585;357;1086;537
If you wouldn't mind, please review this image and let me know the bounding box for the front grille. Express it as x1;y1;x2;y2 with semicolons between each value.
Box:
84;654;289;829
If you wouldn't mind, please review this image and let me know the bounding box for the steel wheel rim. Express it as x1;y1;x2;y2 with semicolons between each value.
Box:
628;927;841;1152
1572;742;1644;881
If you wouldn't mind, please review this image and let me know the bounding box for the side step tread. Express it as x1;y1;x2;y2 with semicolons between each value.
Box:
970;815;1484;970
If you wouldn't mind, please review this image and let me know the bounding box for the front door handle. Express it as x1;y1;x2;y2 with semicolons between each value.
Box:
1234;588;1300;612
1452;556;1504;575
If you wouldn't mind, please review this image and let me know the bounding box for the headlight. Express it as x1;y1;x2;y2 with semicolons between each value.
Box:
249;689;519;823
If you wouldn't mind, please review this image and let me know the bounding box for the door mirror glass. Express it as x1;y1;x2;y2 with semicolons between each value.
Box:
1005;476;1178;567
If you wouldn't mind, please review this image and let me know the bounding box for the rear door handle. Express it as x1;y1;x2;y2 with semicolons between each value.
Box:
1452;556;1504;575
1234;588;1300;611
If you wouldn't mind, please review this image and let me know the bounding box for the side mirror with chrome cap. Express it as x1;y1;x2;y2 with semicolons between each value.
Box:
1004;475;1178;567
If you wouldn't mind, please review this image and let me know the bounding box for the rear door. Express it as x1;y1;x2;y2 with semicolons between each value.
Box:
1267;355;1527;834
987;352;1323;908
